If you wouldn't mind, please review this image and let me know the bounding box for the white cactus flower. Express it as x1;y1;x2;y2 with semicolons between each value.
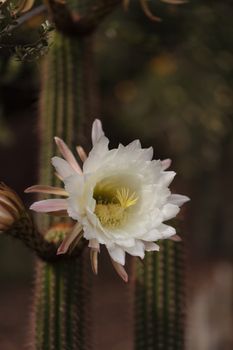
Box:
26;119;189;281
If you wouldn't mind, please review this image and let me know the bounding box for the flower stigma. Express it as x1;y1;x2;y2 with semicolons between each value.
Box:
93;177;139;229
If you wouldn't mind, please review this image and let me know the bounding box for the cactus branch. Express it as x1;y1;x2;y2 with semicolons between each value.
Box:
5;212;87;261
30;16;98;345
135;240;186;349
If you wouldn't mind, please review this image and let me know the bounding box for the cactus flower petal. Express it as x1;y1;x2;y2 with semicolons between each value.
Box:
170;234;182;242
55;137;83;174
91;118;105;145
111;259;128;283
57;222;82;254
161;158;172;170
25;185;68;196
108;245;126;265
88;238;100;250
76;146;88;162
144;242;160;251
30;199;68;212
169;194;190;207
90;248;98;275
52;156;76;179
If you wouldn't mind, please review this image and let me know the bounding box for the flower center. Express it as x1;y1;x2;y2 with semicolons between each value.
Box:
93;178;138;229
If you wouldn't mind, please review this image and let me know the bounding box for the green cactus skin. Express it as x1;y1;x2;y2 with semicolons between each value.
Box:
33;256;91;350
38;31;98;230
135;240;186;350
31;31;97;350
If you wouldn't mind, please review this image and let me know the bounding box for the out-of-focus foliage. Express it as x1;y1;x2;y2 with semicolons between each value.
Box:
0;1;52;61
13;20;53;61
98;0;233;179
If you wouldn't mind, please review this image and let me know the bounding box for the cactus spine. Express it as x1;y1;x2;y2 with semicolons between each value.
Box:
135;240;186;350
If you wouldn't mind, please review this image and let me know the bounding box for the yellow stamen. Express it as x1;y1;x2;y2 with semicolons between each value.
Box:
94;184;138;229
115;187;138;209
95;203;127;228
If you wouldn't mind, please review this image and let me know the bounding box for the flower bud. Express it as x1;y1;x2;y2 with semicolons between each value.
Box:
0;183;24;232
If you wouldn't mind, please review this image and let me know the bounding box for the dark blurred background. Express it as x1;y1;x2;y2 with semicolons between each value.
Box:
0;0;232;349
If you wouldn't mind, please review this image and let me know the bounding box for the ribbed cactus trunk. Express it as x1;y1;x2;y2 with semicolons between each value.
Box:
39;31;97;229
31;32;96;349
135;241;186;349
33;257;91;349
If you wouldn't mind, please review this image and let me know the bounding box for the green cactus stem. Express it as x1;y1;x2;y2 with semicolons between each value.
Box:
5;215;86;262
39;32;97;211
32;253;91;350
30;29;97;349
135;240;186;350
5;212;57;261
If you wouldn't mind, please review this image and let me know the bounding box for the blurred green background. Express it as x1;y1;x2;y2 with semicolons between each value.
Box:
0;0;232;349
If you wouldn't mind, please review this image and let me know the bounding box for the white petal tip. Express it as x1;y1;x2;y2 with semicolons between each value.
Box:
29;199;67;213
144;241;160;252
161;158;172;170
123;275;128;283
169;194;190;207
90;249;98;275
29;203;39;211
170;234;182;242
88;239;100;250
54;136;61;143
57;249;66;255
94;118;102;126
51;156;57;165
111;259;128;282
119;270;128;283
57;241;69;255
92;119;104;145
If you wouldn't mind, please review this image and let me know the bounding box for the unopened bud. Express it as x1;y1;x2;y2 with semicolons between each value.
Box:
0;183;25;232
